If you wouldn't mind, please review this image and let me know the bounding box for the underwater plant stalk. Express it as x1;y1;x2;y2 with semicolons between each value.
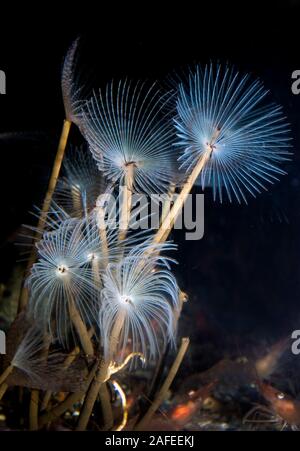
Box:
71;185;82;217
0;383;8;401
99;384;114;430
18;119;72;312
76;314;125;430
161;182;176;224
154;146;214;245
118;163;135;241
92;256;102;288
38;361;99;428
68;294;94;356
0;365;13;386
90;256;114;428
96;206;109;267
29;389;39;430
40;329;95;412
36;119;72;232
40;390;52;412
175;289;188;324
146;292;187;408
75;361;108;431
134;337;190;431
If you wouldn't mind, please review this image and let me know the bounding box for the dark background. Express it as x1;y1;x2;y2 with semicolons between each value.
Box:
0;1;300;362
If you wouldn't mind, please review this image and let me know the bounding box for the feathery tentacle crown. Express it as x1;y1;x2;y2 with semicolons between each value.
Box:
8;324;84;390
82;80;178;194
27;219;100;347
175;64;292;203
99;242;180;365
61;38;87;126
11;326;48;383
55;145;108;217
26;206;154;347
